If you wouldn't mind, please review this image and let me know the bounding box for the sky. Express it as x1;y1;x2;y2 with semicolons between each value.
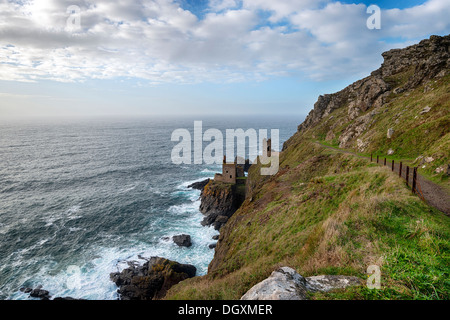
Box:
0;0;449;120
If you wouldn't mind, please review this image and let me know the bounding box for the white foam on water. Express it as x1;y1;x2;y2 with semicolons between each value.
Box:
10;178;218;300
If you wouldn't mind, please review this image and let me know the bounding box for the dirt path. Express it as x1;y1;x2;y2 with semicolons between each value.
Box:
316;142;450;216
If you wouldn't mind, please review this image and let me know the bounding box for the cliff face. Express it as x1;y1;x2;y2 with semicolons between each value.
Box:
285;34;450;152
199;181;241;230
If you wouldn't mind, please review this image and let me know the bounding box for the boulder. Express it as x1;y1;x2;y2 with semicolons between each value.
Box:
212;235;220;241
110;257;196;300
209;243;217;249
420;106;431;114
29;287;51;300
173;234;192;247
241;267;363;300
241;267;308;300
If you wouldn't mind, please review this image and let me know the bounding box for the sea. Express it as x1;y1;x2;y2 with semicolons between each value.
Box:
0;115;300;300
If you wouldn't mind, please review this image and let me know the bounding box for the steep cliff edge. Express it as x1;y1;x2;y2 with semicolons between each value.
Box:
200;180;245;230
166;35;450;300
283;34;449;188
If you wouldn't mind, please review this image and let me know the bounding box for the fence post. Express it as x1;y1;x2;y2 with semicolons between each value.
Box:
412;167;417;194
371;154;373;162
399;162;403;178
384;158;387;166
406;166;410;187
392;159;395;171
377;155;379;164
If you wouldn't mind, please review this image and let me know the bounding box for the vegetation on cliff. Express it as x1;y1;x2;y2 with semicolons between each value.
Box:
165;35;450;300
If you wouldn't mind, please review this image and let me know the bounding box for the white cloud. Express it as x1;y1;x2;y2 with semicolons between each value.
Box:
0;0;448;84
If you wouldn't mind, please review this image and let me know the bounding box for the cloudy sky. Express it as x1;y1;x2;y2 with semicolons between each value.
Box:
0;0;449;119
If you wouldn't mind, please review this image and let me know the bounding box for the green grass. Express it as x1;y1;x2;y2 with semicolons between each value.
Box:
166;143;450;300
165;64;449;301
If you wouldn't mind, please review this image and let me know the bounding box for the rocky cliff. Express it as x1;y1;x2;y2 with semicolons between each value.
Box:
199;180;244;230
285;34;450;153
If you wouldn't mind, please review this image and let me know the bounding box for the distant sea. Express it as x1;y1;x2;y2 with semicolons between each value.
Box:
0;116;300;300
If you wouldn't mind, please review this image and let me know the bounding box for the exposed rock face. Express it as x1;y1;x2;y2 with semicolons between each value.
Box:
173;234;192;247
187;179;210;191
200;181;239;229
292;34;450;151
241;267;363;300
110;257;196;300
305;275;364;292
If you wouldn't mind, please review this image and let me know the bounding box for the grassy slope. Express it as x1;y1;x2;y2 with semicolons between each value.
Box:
313;73;450;190
166;141;449;300
165;59;449;301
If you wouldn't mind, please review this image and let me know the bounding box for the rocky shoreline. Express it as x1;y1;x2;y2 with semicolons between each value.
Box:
108;178;238;300
110;257;197;300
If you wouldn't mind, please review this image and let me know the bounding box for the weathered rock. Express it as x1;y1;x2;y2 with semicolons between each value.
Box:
420;106;432;114
305;275;364;292
20;287;33;294
213;215;229;230
29;287;51;300
200;181;239;228
356;139;369;152
110;257;196;300
387;128;395;139
293;34;450;152
173;234;192;247
209;243;217;249
212;235;220;241
187;179;210;191
435;166;445;174
241;267;363;300
241;267;309;300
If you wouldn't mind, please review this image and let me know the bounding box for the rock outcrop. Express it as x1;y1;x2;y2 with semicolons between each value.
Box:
200;181;240;230
241;267;363;300
173;234;192;247
187;179;210;191
110;257;196;300
241;267;309;300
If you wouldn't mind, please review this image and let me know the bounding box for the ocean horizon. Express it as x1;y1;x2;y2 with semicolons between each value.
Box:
0;115;301;300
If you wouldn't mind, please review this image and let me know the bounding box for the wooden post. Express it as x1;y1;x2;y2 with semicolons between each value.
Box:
412;167;417;194
377;155;379;164
406;166;410;187
392;159;395;171
399;162;403;178
371;154;373;162
384;158;387;166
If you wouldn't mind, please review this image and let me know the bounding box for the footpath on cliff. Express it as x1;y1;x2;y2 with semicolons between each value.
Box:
315;141;450;216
